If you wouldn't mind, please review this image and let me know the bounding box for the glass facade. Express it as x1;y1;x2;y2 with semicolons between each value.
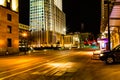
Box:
30;0;66;47
54;0;62;11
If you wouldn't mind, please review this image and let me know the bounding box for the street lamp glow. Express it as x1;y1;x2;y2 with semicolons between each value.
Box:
22;32;28;54
63;28;66;32
22;32;27;38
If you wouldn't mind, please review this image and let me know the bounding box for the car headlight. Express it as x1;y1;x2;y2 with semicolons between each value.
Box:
100;53;104;57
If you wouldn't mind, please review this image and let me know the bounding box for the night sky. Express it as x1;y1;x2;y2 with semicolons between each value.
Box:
19;0;101;36
62;0;101;35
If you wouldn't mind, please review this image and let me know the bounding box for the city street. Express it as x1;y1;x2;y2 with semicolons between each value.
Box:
0;49;120;80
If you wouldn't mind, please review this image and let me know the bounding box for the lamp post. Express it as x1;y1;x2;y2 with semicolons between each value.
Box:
107;0;111;50
22;32;27;54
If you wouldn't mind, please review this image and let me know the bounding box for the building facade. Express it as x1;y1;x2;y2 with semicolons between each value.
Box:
100;0;120;49
30;0;66;48
0;0;19;55
63;32;92;49
54;0;62;11
19;23;30;51
100;0;114;33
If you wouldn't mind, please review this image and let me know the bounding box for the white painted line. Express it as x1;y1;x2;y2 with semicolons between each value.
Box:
0;60;44;75
0;63;47;80
0;55;68;80
54;71;65;76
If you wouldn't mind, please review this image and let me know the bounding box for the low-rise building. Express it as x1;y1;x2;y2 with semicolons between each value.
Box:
0;0;19;55
63;32;92;49
19;23;30;51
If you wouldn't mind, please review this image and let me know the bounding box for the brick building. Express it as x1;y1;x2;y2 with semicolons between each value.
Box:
0;0;19;55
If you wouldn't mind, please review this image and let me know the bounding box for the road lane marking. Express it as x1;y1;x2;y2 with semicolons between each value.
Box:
0;54;67;75
31;62;79;76
32;71;40;75
54;71;66;76
0;54;68;80
31;64;61;76
0;63;49;80
0;59;45;75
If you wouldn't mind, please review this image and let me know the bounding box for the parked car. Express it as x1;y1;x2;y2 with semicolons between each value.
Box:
99;44;120;64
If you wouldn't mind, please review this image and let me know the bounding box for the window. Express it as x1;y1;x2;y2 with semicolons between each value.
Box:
7;26;12;33
7;14;12;21
7;38;12;47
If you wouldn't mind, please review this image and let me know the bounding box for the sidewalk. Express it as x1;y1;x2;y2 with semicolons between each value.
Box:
73;48;96;51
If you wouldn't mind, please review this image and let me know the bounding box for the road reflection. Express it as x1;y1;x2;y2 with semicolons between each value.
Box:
0;50;120;80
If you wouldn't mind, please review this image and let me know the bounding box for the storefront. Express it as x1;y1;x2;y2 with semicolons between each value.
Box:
97;38;109;51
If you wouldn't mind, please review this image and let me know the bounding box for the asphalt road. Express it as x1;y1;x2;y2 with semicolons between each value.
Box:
0;49;120;80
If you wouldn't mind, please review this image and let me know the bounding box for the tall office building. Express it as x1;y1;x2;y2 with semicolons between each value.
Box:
0;0;19;55
30;0;66;47
54;0;62;11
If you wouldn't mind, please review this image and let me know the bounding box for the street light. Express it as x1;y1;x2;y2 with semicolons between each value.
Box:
107;0;111;50
22;32;27;38
22;32;27;54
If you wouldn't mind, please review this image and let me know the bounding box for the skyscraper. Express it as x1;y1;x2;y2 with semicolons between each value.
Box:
54;0;62;11
30;0;66;47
